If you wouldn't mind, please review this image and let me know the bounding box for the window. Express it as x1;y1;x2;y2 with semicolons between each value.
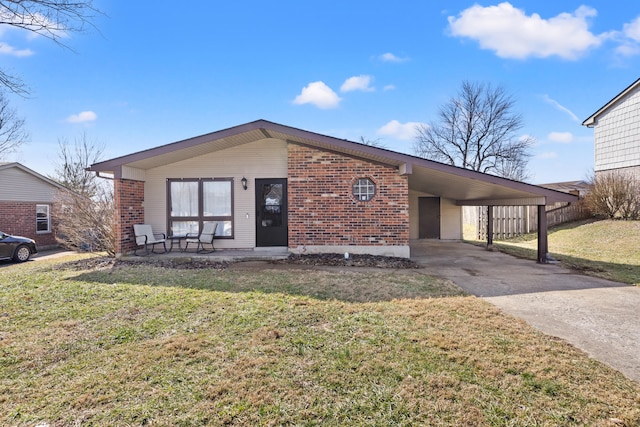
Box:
353;178;376;201
36;204;51;233
167;178;233;237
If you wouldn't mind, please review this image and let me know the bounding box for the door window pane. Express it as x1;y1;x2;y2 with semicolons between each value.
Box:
261;184;283;227
171;181;198;217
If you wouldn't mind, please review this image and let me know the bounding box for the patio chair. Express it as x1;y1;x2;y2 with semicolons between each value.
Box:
133;224;167;256
184;222;217;253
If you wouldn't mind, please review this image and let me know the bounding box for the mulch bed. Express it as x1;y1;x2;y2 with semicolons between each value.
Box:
272;253;420;269
55;253;420;271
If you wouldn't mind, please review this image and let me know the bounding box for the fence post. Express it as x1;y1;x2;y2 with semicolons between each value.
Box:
487;206;493;247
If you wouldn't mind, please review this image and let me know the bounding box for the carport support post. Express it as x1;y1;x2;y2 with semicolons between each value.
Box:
486;206;494;248
537;204;548;263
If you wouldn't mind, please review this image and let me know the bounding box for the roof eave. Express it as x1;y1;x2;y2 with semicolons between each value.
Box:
582;77;640;127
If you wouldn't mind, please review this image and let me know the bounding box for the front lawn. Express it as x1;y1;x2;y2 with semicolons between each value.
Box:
1;254;638;426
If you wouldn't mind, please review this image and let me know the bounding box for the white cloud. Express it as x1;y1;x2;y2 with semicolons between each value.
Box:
537;151;558;159
383;84;396;91
0;42;33;57
614;16;640;57
448;3;603;59
615;43;640;57
293;81;341;109
66;111;97;123
377;120;426;141
548;131;574;144
379;52;409;63
340;75;375;93
542;95;580;122
623;16;640;41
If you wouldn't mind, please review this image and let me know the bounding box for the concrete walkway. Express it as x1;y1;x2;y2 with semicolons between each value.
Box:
411;240;640;382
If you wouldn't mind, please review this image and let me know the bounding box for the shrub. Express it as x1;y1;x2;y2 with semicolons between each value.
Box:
586;171;640;220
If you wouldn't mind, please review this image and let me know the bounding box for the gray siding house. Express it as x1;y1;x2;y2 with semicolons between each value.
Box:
583;77;640;179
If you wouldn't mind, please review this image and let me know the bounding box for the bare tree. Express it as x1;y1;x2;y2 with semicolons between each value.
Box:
0;90;29;159
54;185;115;256
51;133;115;256
53;132;104;196
0;0;99;95
413;81;534;181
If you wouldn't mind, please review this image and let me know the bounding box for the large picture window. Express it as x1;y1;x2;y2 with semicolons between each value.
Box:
36;204;51;233
168;178;233;237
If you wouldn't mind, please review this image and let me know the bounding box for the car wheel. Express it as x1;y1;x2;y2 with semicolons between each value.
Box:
13;245;31;262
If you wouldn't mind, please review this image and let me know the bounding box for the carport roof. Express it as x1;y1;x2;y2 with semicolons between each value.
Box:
89;119;578;206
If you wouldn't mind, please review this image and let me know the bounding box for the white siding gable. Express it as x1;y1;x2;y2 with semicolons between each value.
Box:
0;167;60;202
143;138;288;249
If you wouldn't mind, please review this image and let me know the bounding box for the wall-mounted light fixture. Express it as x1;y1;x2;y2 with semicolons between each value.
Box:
241;176;248;190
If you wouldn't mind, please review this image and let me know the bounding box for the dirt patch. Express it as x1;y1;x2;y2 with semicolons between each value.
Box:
273;253;420;269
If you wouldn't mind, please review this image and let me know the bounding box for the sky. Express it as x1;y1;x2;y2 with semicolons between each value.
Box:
2;0;640;184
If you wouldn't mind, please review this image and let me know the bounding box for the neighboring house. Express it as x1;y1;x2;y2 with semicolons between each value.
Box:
0;162;66;249
583;77;640;180
88;120;577;262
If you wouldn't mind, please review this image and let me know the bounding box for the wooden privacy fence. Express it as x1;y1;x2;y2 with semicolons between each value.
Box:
470;200;591;240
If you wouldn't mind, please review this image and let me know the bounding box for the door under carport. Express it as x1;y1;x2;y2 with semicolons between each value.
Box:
419;197;440;239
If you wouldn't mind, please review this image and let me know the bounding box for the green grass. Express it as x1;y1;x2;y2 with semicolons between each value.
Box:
1;254;639;426
485;219;640;285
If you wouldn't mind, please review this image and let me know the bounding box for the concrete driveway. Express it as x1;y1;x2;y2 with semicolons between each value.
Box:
411;240;640;382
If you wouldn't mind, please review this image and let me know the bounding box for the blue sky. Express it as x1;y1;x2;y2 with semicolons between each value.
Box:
2;1;640;184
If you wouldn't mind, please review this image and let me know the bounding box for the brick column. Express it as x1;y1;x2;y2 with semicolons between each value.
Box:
114;178;145;255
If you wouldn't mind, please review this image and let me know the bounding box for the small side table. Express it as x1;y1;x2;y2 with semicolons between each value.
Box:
167;235;187;252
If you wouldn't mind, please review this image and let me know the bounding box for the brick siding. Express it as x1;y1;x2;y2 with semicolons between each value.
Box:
595;165;640;182
114;178;145;255
0;201;58;248
287;143;409;249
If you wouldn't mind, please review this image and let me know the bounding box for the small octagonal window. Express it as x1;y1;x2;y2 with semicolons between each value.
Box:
353;178;376;201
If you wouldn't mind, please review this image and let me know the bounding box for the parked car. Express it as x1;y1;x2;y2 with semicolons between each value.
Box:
0;231;38;262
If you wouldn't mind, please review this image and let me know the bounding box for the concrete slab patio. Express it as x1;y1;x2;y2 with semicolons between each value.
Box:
411;240;640;383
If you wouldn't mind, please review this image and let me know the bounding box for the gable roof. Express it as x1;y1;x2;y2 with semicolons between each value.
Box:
89;119;578;206
582;77;640;127
0;162;67;191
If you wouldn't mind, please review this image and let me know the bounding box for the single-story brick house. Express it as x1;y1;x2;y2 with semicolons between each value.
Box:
88;120;578;261
0;162;66;249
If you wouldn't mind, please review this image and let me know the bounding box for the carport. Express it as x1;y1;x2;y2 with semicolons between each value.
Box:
403;157;578;263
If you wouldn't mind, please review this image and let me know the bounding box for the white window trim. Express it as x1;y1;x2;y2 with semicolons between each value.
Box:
36;204;51;234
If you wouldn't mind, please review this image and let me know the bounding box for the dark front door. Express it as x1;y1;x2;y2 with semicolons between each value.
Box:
419;197;441;239
256;178;288;247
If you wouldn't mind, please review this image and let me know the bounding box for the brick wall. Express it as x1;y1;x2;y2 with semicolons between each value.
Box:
287;143;409;249
595;165;640;181
0;201;58;248
114;178;145;255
